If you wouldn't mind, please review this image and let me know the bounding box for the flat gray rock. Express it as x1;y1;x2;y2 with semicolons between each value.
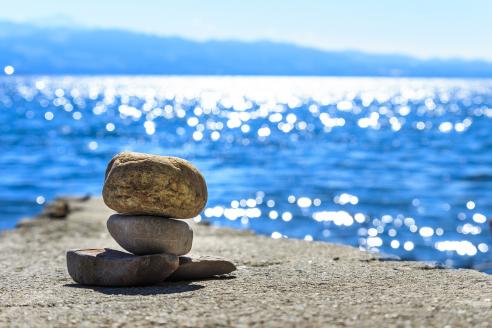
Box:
168;256;236;281
66;248;178;286
107;214;193;256
103;151;207;219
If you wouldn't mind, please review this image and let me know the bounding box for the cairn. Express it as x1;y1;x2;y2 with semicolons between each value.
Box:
67;151;236;286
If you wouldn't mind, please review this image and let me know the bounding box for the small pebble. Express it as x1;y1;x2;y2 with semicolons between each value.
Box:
168;256;236;281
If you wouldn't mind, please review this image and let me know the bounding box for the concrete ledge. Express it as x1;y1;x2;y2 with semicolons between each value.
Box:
0;197;491;327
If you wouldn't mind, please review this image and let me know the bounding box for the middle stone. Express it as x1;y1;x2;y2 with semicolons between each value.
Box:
107;214;193;256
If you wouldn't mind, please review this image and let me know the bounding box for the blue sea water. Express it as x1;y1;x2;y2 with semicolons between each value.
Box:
1;76;491;272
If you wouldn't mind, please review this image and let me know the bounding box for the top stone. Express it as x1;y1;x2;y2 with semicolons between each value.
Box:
103;152;207;219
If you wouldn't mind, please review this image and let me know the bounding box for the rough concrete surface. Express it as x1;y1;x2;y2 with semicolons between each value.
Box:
0;197;491;327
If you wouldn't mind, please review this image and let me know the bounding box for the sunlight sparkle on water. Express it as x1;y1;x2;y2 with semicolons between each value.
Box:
3;66;14;75
1;76;491;271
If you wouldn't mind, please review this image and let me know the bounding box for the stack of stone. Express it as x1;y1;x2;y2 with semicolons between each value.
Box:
67;152;236;287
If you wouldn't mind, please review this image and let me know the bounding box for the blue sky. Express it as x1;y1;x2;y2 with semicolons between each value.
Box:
1;0;491;60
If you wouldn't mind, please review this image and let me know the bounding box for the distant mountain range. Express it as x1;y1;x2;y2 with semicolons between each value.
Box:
1;20;492;77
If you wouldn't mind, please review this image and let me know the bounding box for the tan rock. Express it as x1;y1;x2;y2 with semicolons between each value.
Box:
66;248;178;286
103;152;207;219
107;214;193;256
168;256;236;281
42;199;70;219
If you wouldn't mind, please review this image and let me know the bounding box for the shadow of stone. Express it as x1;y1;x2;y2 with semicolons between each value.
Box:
64;281;204;295
165;274;236;283
204;274;236;281
168;274;237;282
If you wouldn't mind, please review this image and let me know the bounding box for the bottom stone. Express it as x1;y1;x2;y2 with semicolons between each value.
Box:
67;248;178;287
168;256;236;281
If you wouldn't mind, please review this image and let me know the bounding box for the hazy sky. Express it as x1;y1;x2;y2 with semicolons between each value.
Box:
1;0;492;60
